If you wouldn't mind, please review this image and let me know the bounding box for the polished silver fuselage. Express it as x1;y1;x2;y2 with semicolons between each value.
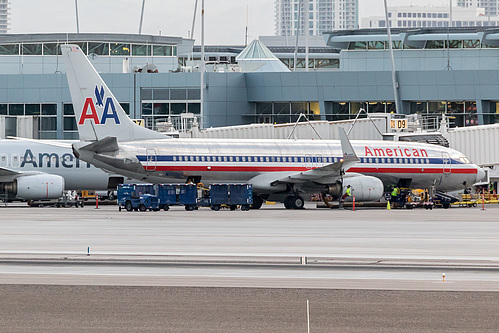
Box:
78;138;483;193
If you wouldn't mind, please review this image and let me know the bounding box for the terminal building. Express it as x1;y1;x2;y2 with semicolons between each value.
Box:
0;28;499;143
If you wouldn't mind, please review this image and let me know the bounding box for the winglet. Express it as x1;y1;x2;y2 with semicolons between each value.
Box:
339;128;359;161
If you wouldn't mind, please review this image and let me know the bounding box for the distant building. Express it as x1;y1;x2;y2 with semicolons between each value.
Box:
0;0;9;33
362;5;499;29
274;0;358;36
458;0;498;17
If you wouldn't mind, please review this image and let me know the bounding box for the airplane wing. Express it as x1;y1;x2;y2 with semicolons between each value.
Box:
0;166;22;177
275;128;360;184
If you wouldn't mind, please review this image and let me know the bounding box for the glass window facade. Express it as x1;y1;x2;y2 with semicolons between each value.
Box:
253;102;320;124
141;88;200;131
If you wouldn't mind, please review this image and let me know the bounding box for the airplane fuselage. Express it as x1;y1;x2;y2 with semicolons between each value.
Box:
0;140;120;190
77;138;483;193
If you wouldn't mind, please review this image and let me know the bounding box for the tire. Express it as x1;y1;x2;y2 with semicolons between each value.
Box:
211;205;220;211
108;192;115;201
164;205;170;211
284;196;291;209
241;205;250;211
185;205;194;211
125;201;133;212
290;196;304;209
230;205;237;211
139;204;147;212
250;196;263;210
80;201;84;208
119;206;122;212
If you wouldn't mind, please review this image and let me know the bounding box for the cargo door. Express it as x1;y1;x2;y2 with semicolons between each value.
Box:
442;152;451;175
145;148;157;172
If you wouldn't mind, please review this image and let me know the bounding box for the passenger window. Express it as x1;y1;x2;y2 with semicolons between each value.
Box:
0;154;7;167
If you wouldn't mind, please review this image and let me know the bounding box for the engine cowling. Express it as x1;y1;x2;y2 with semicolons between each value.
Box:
7;175;65;200
326;175;384;202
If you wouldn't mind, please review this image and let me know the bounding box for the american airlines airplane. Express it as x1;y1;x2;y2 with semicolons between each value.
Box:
62;44;486;209
0;139;126;201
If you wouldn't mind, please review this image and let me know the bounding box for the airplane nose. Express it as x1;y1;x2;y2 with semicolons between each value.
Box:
476;167;486;183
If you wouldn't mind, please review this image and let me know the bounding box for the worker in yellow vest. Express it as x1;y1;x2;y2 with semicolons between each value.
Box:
390;187;399;206
340;185;352;209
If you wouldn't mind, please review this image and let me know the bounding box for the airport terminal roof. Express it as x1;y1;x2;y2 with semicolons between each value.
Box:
0;33;188;45
325;27;499;49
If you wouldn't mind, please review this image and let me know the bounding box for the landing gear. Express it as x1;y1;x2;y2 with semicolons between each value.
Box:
284;195;304;209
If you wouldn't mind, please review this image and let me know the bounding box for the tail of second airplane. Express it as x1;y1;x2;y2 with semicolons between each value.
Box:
61;44;165;142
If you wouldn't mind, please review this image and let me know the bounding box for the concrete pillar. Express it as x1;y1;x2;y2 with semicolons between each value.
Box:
319;101;332;121
476;100;488;125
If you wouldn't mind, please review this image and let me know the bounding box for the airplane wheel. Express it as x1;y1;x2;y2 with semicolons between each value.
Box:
290;196;304;209
284;196;292;209
139;204;147;212
125;201;133;212
250;196;263;209
108;192;115;201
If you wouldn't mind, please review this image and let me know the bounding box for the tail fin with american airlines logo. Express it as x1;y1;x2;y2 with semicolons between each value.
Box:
61;44;165;142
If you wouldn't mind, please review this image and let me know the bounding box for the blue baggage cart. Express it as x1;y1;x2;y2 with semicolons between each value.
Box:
157;184;198;211
209;184;253;211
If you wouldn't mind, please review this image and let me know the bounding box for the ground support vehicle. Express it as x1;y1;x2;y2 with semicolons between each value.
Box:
209;184;253;211
157;184;197;211
433;192;459;209
28;191;84;208
117;184;159;211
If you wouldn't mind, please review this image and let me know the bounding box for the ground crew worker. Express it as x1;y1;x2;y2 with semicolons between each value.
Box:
390;187;399;204
340;185;351;208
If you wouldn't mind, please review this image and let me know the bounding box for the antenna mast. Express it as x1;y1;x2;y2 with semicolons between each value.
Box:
139;0;146;34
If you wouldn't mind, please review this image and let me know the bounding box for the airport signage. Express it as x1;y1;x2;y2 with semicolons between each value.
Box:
390;119;408;129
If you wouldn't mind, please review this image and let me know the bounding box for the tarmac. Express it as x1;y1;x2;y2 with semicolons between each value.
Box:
0;202;498;331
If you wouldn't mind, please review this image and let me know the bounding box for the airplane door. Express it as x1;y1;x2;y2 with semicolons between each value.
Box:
145;148;157;172
442;152;451;175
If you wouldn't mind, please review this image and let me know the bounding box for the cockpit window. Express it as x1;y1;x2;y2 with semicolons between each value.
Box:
459;156;470;164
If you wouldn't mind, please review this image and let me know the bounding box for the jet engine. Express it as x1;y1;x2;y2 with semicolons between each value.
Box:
4;175;65;200
325;175;384;202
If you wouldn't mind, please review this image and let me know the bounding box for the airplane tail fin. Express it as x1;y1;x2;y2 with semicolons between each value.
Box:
61;44;165;142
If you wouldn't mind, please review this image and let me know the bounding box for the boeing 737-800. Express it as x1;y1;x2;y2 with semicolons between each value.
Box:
62;44;485;209
0;139;126;201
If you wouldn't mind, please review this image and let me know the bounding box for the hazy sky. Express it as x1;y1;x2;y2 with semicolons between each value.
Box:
10;0;452;45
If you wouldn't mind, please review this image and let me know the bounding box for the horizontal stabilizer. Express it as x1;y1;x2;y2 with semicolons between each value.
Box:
78;136;119;153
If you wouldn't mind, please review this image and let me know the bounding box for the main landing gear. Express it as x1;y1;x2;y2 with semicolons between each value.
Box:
284;195;305;209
